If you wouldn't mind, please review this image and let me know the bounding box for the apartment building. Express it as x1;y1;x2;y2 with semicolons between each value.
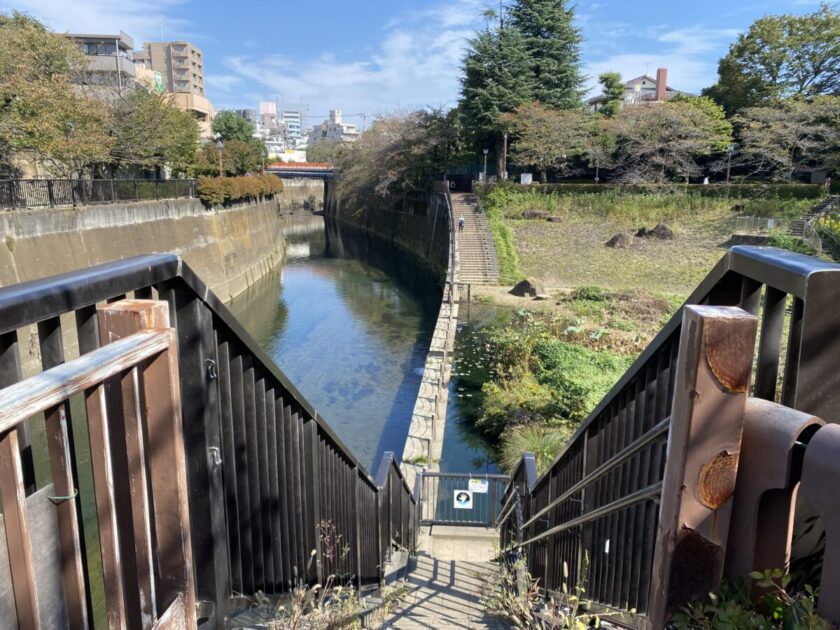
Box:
308;110;360;145
65;32;137;101
134;41;214;137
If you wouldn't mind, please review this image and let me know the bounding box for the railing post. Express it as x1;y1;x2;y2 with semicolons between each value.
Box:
9;180;16;210
156;280;229;626
110;179;116;203
303;418;323;584
47;179;55;207
352;468;363;589
799;425;840;624
134;179;138;202
98;300;172;626
647;306;757;628
156;180;160;200
70;179;77;207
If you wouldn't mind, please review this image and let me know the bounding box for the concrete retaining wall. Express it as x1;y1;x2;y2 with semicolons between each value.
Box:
0;196;287;303
276;178;324;211
325;183;449;278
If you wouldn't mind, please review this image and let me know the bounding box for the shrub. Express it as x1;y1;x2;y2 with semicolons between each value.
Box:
571;285;606;301
499;424;574;474
507;182;825;200
766;228;816;256
197;174;284;207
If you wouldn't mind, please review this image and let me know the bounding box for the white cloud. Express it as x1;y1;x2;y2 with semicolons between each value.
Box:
218;0;483;118
205;74;242;91
0;0;189;43
583;24;741;95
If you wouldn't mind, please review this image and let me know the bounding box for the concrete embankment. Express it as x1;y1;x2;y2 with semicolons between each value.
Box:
0;178;323;300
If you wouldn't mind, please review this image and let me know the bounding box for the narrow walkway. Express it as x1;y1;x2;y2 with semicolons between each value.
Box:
452;193;500;285
381;527;507;629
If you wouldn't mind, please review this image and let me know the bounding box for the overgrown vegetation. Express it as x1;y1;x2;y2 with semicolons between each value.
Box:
197;174;284;207
478;310;633;472
672;569;828;629
483;554;631;628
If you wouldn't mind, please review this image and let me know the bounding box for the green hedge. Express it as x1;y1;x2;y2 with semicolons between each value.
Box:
501;182;825;200
197;174;284;207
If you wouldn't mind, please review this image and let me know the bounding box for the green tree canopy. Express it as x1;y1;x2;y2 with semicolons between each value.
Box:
109;89;199;176
460;25;535;173
735;96;840;180
704;3;840;112
502;102;595;182
609;100;734;182
196;138;264;177
0;11;112;176
509;0;584;109
597;72;624;118
212;110;256;142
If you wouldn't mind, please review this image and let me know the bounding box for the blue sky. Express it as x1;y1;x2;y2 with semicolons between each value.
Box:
2;0;825;126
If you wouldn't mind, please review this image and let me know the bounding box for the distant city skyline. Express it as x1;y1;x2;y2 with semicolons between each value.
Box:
1;0;826;117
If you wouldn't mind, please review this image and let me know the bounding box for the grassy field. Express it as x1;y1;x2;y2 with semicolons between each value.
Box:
480;187;817;296
468;187;821;472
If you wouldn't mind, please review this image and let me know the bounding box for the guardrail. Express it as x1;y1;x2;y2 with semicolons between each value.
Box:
0;254;418;627
419;472;509;528
500;246;840;627
0;178;197;209
0;305;194;629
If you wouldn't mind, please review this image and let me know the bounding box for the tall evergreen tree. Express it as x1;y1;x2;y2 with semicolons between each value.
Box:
509;0;584;109
460;25;534;175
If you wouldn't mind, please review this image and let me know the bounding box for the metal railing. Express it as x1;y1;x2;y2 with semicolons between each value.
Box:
0;310;194;629
0;178;197;209
0;254;418;628
736;215;824;253
418;472;509;528
499;246;840;626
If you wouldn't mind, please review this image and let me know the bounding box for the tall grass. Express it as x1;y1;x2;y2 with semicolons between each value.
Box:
481;185;818;226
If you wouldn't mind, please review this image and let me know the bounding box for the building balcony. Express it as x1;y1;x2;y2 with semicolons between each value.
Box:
84;55;136;78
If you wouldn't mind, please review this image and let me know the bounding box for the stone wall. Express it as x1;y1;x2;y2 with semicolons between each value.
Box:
276;178;324;211
0;196;286;302
324;182;449;278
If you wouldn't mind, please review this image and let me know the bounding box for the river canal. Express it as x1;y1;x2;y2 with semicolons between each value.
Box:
228;211;498;473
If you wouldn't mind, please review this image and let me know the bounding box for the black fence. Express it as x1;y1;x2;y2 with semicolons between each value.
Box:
0;178;197;209
419;472;509;527
499;246;840;625
0;254;418;628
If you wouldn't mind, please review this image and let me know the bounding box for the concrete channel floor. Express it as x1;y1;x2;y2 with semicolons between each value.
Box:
380;526;509;629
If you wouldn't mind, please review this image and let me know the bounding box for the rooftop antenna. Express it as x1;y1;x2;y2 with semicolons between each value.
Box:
645;61;651;76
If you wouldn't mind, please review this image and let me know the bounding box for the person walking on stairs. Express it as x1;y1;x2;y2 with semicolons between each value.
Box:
458;214;465;233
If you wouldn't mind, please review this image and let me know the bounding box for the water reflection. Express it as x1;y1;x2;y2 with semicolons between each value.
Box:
229;213;441;469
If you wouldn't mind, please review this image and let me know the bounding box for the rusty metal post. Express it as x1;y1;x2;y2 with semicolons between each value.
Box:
725;398;823;581
799;424;840;625
647;305;757;628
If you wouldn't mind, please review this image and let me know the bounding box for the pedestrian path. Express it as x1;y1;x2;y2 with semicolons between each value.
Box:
452;193;500;285
380;526;507;629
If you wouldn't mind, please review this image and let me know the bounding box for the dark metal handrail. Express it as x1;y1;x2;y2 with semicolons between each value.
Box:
501;246;840;621
0;253;418;627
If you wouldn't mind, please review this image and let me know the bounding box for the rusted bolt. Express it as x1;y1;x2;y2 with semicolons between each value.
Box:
704;318;754;393
698;451;738;509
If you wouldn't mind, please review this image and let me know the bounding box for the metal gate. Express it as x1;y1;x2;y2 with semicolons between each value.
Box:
418;472;509;527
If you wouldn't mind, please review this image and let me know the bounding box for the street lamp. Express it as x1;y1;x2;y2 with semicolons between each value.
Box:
215;133;224;177
482;148;489;183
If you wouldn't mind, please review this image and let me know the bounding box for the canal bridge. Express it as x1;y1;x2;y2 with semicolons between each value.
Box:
1;179;840;627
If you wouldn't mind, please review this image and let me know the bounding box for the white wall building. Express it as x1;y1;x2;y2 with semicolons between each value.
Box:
308;110;360;145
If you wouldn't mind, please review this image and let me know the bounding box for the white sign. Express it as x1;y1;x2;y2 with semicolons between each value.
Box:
520;173;533;185
453;490;473;510
468;478;489;494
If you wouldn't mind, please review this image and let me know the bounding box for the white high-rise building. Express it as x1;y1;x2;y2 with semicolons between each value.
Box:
308;109;361;145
